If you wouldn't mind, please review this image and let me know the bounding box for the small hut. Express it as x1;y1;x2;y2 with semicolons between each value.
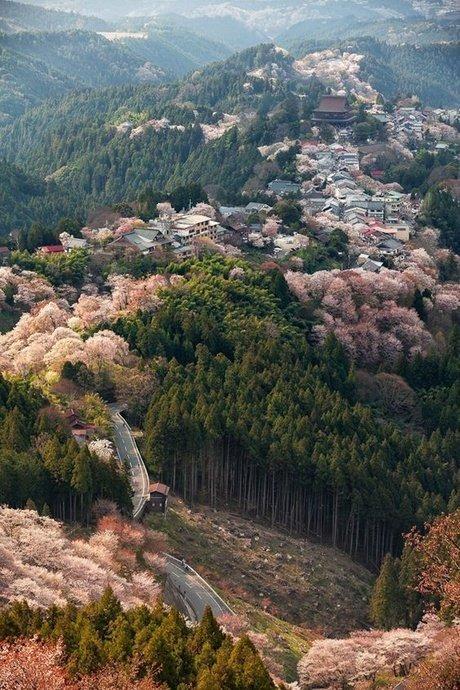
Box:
148;482;170;514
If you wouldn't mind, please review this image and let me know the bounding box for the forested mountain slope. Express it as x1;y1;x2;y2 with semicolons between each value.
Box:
280;15;459;47
291;37;460;107
0;44;321;215
148;13;268;51
0;25;233;122
0;0;109;32
0;30;168;121
116;24;231;77
0;160;47;232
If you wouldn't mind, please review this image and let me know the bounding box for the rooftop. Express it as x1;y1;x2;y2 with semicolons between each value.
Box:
150;482;170;496
315;95;350;113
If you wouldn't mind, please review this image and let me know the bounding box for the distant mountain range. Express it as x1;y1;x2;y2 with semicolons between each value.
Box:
0;0;109;31
0;3;233;123
13;0;424;24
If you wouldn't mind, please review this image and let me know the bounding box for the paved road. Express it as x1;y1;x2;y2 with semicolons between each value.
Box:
109;405;233;621
109;405;150;519
164;554;233;622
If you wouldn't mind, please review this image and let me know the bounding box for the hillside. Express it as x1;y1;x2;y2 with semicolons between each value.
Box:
0;30;167;121
292;37;460;107
148;498;373;635
113;24;231;76
149;13;268;52
0;23;235;122
280;15;460;47
0;160;48;231
0;44;320;214
0;0;109;32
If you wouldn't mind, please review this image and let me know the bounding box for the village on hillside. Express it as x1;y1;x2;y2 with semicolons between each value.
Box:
4;93;456;284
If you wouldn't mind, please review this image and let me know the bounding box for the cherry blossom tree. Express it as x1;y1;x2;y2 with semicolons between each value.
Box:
298;622;444;689
0;507;161;609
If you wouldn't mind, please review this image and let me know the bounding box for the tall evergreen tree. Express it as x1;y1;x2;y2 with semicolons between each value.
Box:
370;554;405;630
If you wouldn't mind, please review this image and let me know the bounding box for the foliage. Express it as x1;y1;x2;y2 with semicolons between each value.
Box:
421;186;460;254
0;508;162;609
9;249;89;286
370;554;405;629
406;510;460;622
0;160;46;235
298;616;447;689
0;375;132;520
99;257;458;564
0;44;321;220
0;593;276;689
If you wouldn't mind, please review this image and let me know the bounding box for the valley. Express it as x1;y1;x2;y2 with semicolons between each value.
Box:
0;1;458;689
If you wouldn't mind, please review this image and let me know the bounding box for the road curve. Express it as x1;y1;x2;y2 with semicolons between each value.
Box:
164;554;233;622
109;404;233;621
109;404;150;519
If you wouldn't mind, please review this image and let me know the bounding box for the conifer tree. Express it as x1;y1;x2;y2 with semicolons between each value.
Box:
91;587;123;639
189;606;225;654
370;554;405;630
106;614;134;663
25;498;37;511
41;502;52;517
69;619;104;676
228;636;275;690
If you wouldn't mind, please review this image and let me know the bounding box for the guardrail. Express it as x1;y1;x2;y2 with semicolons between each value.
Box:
111;409;150;520
165;553;234;616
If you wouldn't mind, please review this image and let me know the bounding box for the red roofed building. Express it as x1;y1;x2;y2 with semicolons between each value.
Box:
39;245;65;254
149;482;170;514
312;95;356;125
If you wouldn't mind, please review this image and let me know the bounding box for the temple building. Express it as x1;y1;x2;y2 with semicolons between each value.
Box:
312;95;356;125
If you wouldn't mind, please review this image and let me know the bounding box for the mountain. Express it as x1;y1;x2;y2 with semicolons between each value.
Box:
13;0;428;34
108;24;232;76
0;44;322;216
0;25;234;123
356;38;460;107
148;13;268;52
291;37;460;107
0;30;167;122
279;14;459;46
0;0;110;32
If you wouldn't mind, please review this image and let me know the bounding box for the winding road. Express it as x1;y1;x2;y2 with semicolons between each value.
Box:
109;404;150;519
109;405;233;622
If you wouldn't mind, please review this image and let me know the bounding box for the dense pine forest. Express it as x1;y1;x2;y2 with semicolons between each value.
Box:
0;375;132;520
0;44;322;224
103;257;460;566
0;590;275;689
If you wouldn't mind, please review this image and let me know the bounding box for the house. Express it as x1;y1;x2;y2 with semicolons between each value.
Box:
312;95;356;125
0;246;10;263
268;179;300;196
219;206;247;220
366;200;385;220
245;202;272;213
64;410;96;444
173;214;225;243
338;151;360;171
148;482;170;514
381;191;405;216
303;188;325;211
59;234;88;252
384;221;411;242
322;198;341;216
109;213;225;257
38;244;65;254
377;237;404;255
109;228;172;255
361;259;383;273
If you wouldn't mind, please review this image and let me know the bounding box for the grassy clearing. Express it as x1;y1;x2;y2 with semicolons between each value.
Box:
146;498;373;636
